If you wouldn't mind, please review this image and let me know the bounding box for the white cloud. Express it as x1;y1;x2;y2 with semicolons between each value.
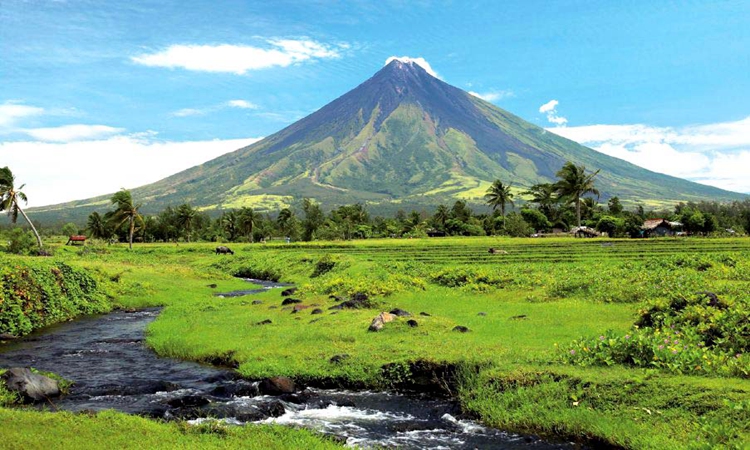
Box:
172;108;204;117
1;134;263;207
548;116;750;193
132;39;343;75
469;90;514;102
0;102;44;128
539;99;567;126
384;56;440;79
226;99;257;109
21;124;124;142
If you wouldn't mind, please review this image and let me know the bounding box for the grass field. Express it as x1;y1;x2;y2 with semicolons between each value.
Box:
1;236;749;449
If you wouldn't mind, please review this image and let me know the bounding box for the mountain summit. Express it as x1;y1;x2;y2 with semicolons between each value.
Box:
32;59;744;220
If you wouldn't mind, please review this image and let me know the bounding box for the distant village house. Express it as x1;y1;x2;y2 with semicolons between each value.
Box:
641;219;683;237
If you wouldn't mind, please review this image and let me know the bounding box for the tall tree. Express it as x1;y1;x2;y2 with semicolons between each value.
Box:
175;203;198;242
237;207;256;242
524;183;557;219
0;167;43;251
432;204;449;230
484;179;514;217
554;161;600;228
109;189;144;250
86;211;111;239
301;198;324;241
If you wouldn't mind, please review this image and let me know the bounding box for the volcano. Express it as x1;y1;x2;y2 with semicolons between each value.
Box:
31;59;744;221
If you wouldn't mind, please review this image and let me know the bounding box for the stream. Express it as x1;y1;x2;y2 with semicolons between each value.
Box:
0;279;576;449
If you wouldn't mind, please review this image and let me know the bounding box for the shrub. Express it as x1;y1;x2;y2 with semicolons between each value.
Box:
5;228;37;255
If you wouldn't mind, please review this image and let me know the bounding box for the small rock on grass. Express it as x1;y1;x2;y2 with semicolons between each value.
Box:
280;287;298;297
329;354;350;364
390;308;412;317
311;308;323;315
281;298;302;306
419;312;431;317
407;319;418;327
509;314;528;320
452;326;470;333
206;284;218;289
477;312;487;316
252;300;263;305
256;319;272;325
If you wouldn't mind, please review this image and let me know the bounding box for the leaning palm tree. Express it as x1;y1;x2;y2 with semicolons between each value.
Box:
484;179;515;217
86;211;111;239
0;167;44;251
109;189;144;250
554;161;600;228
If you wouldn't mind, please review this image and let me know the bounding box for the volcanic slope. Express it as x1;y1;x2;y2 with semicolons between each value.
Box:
32;59;744;221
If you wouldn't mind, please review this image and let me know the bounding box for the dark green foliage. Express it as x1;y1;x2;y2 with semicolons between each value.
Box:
5;228;37;255
0;257;110;336
311;254;336;278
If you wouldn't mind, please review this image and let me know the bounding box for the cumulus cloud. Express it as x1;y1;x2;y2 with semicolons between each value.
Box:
548;116;750;193
385;56;440;79
0;102;45;128
469;90;514;102
132;39;343;75
539;99;567;126
1;134;263;207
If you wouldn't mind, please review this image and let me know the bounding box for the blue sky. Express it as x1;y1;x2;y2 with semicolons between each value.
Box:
2;0;750;206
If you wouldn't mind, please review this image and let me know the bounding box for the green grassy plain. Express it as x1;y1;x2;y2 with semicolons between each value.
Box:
2;236;750;449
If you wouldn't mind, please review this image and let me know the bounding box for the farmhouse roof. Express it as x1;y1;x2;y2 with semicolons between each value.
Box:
642;219;681;230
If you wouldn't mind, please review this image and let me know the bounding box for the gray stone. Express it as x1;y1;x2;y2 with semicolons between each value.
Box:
2;367;61;402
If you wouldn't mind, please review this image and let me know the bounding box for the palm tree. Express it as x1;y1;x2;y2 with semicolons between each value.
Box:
221;210;239;241
86;211;111;239
432;204;449;230
484;179;514;217
237;207;255;242
109;189;144;250
277;208;297;238
0;167;44;251
554;161;600;228
175;203;198;242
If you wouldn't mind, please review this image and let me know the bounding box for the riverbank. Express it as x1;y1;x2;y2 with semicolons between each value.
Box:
1;237;749;448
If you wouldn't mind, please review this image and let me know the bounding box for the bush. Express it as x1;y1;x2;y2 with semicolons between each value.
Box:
5;228;37;255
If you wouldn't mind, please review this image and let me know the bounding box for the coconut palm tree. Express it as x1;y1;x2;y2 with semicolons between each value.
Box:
484;179;514;217
554;161;600;228
86;211;111;239
432;204;449;230
0;167;44;251
175;203;198;242
237;207;255;242
109;189;144;250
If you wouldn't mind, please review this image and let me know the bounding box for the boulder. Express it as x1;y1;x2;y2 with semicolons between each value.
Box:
280;287;298;297
419;312;431;317
310;308;324;315
251;300;263;305
389;308;412;317
452;326;470;333
256;319;272;325
1;367;61;402
258;376;296;395
368;312;395;332
407;319;419;327
206;283;218;289
167;395;210;408
281;298;302;306
0;333;17;341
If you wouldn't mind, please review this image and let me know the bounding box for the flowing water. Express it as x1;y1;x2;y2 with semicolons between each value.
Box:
0;280;576;449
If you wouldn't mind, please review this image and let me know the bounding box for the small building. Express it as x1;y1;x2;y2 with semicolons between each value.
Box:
642;219;682;237
571;226;599;238
426;229;446;237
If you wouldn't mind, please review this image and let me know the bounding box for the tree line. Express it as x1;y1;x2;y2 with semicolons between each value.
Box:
3;162;750;253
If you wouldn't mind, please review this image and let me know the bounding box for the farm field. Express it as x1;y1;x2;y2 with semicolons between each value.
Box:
1;236;749;449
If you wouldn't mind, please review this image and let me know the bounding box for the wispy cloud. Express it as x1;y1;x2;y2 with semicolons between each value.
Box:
549;116;750;193
170;99;259;117
385;56;440;79
469;90;514;102
20;124;124;142
0;102;45;128
539;99;567;126
2;134;263;207
132;39;344;75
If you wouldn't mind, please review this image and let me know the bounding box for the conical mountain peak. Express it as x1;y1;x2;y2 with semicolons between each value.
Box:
30;60;744;221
